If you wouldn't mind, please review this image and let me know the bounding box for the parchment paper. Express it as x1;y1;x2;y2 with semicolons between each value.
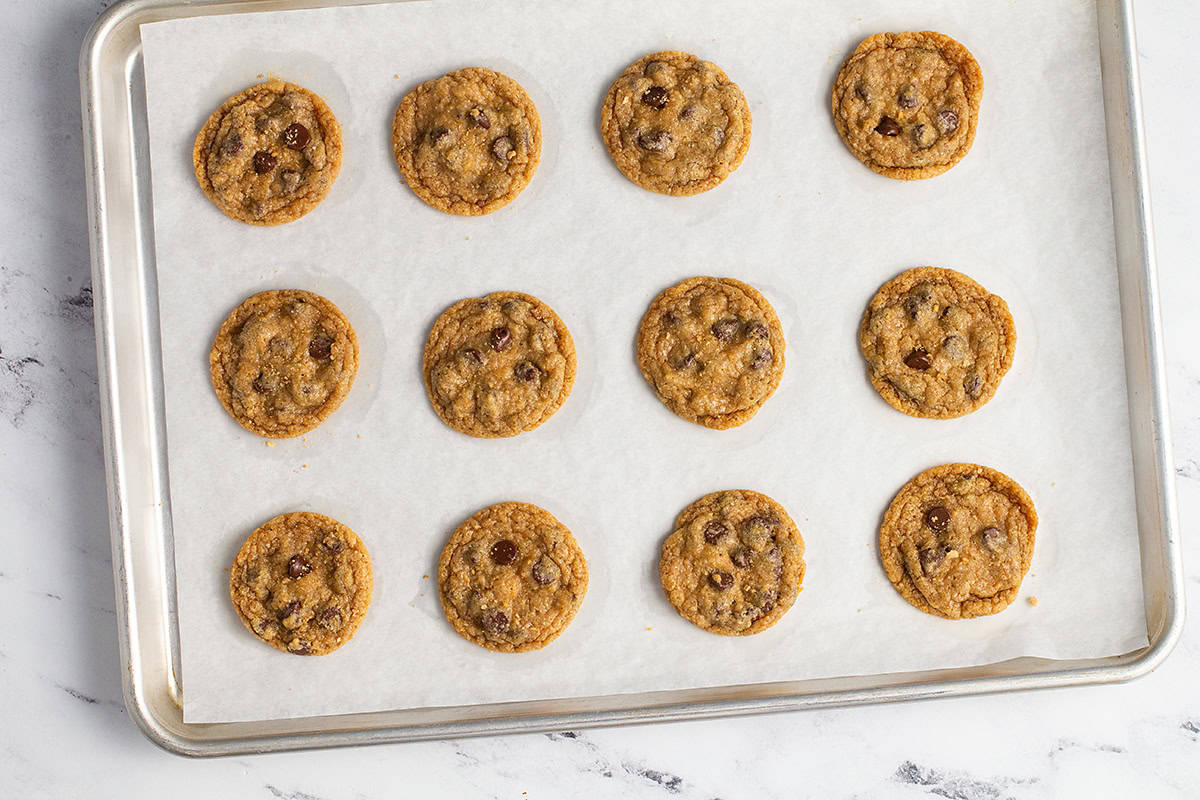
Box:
140;0;1148;724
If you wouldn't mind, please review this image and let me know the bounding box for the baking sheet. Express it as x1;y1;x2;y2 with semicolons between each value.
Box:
140;0;1148;724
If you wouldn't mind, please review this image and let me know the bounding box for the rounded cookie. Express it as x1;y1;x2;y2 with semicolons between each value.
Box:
880;463;1037;619
832;31;982;180
193;80;343;224
392;67;542;215
637;276;784;429
601;51;752;195
423;291;575;438
859;267;1015;419
210;289;359;438
230;511;373;655
660;490;805;636
438;501;588;653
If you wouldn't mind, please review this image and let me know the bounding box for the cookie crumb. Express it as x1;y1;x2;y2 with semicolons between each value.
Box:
265;441;275;447
1028;596;1039;607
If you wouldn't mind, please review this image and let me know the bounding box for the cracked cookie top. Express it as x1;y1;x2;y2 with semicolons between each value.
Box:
193;80;343;225
601;51;752;195
859;267;1015;419
392;67;542;215
879;463;1036;619
832;31;982;180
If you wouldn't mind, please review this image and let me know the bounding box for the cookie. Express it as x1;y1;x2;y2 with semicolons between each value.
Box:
391;67;542;215
637;276;784;429
859;267;1015;419
210;289;359;438
659;490;805;636
601;51;752;195
229;512;373;655
193;80;343;224
423;291;575;438
879;463;1037;619
831;32;982;180
438;502;588;653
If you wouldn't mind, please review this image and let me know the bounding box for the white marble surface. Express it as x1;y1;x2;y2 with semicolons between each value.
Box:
1;0;1196;796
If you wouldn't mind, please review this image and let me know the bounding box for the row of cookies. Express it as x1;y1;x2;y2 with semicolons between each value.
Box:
193;31;982;224
230;459;1036;657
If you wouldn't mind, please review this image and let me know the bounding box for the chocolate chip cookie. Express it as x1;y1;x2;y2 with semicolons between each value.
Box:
193;80;343;224
230;511;373;655
879;463;1037;619
423;291;575;438
637;277;784;429
832;32;982;180
392;67;542;215
210;289;359;438
438;502;588;653
660;490;805;636
601;51;752;195
859;267;1015;419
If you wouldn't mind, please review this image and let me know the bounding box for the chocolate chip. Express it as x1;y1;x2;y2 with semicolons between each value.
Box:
491;135;514;162
904;286;934;320
936;109;960;134
897;84;918;108
662;311;680;326
462;348;482;366
941;335;968;362
489;539;519;566
251;373;274;394
531;557;560;586
709;570;734;590
220;133;243;156
924;506;951;532
287;640;312;655
919;547;945;575
430;128;449;145
875;116;901;136
490;326;512;352
766;546;783;579
641;86;669;109
308;335;333;360
278;599;302;620
730;547;753;568
481;609;509;635
904;348;932;370
282;122;310;150
287;555;312;578
981;527;1007;551
252;150;277;174
468;107;490;129
855;84;870;102
637;130;672;152
320;535;343;553
318;607;343;629
254;617;279;635
678;105;697;120
745;321;769;339
964;373;983;398
514;361;539;383
279;170;301;193
750;349;772;370
912;123;936;150
711;318;739;342
703;520;729;544
669;348;695;370
741;517;776;548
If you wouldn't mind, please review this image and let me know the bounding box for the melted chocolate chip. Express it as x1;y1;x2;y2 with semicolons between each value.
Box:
463;348;483;366
964;373;983;398
491;135;514;162
730;547;753;568
220;133;243;157
750;349;772;370
514;361;539;383
637;130;672;152
662;311;680;326
468;107;490;129
279;170;302;194
308;335;333;360
936;109;960;134
481;609;509;635
669;349;695;370
679;105;697;120
531;557;560;586
430;128;449;145
287;555;312;579
855;84;870;102
252;150;277;174
489;539;519;566
318;607;343;629
981;527;1007;552
904;287;934;320
941;335;968;362
278;599;302;621
490;326;512;352
919;547;947;575
282;122;310;150
875;116;901;136
641;86;669;109
251;373;274;394
904;348;932;370
320;536;343;553
287;641;312;656
711;318;739;342
924;506;951;532
703;520;729;544
709;570;734;590
897;84;919;108
745;321;769;339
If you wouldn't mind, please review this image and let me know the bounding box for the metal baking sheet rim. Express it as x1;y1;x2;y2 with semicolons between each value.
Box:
79;0;1185;756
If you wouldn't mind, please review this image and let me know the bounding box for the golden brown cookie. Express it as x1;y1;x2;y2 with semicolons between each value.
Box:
660;490;805;636
601;51;752;195
831;32;982;180
637;276;784;429
210;289;359;438
193;80;343;224
438;502;588;653
859;267;1015;419
229;512;373;655
423;291;575;438
391;67;542;215
880;463;1037;619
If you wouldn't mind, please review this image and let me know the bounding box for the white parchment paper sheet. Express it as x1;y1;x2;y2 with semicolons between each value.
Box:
141;0;1148;724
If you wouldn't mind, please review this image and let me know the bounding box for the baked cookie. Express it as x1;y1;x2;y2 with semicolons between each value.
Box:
210;289;359;438
859;267;1015;419
229;511;373;655
637;276;784;429
879;463;1037;619
660;490;805;636
601;51;752;195
831;32;982;180
193;80;343;224
423;291;575;438
392;67;542;215
438;502;588;653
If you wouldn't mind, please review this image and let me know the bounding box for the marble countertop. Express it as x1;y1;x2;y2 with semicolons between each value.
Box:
2;1;1196;796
